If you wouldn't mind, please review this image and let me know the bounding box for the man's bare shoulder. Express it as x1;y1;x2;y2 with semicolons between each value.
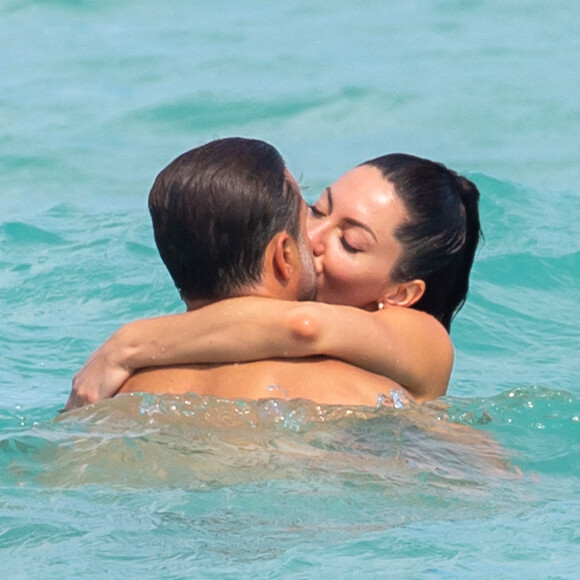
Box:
119;358;406;407
265;357;403;406
120;365;204;395
119;362;275;398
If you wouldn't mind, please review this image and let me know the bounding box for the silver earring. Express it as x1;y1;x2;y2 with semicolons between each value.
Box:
377;302;384;311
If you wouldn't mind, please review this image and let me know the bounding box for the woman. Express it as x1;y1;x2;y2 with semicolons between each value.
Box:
67;153;482;408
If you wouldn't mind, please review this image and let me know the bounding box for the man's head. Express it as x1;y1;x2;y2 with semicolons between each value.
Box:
149;137;317;306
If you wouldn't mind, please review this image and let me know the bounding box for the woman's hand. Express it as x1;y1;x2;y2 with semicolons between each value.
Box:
65;330;132;410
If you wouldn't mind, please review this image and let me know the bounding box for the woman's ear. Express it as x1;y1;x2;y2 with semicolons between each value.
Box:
383;279;426;308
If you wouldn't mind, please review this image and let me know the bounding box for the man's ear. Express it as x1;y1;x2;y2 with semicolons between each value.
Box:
383;279;426;308
270;231;294;283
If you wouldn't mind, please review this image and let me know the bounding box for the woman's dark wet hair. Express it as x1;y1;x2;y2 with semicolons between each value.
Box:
362;154;483;332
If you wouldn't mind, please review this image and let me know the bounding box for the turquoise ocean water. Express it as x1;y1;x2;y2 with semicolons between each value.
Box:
1;1;579;577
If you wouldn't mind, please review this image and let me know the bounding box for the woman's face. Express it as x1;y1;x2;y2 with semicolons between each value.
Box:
307;164;408;309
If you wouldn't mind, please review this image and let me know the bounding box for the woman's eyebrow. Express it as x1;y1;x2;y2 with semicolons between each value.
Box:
325;187;333;212
328;187;377;241
344;217;377;241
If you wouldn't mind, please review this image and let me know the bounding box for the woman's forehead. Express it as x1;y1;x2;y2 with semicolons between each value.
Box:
328;167;407;227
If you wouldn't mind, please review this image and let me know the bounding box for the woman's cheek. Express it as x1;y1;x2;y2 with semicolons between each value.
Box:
326;254;359;285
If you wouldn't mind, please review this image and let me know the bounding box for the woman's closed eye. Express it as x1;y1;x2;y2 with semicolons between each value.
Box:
308;204;325;218
340;236;362;253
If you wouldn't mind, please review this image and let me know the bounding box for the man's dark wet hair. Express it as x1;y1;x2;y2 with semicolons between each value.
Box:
362;154;483;332
149;137;302;301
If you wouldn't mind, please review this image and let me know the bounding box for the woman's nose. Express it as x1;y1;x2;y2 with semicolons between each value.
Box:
307;216;326;257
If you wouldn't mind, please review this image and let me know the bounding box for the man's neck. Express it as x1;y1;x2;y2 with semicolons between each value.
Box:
184;298;215;311
183;284;273;312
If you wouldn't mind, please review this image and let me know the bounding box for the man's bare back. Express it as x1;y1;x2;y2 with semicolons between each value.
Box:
120;357;408;407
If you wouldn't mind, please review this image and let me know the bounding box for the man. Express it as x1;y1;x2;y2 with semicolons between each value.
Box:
110;138;403;406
